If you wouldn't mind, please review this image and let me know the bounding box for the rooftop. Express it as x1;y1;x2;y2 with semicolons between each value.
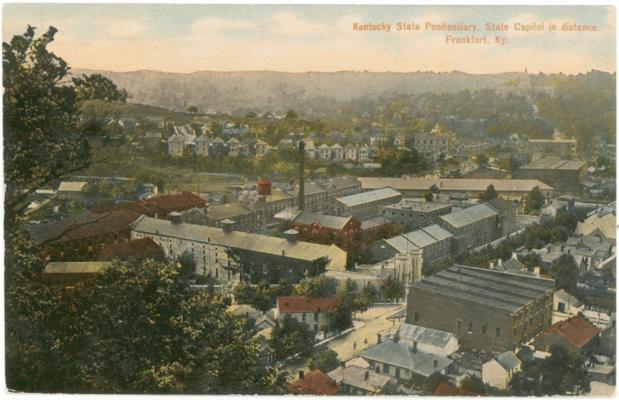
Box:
360;340;453;377
277;296;338;313
411;265;555;312
58;181;87;192
358;177;553;193
519;158;586;171
293;211;354;230
360;216;392;230
383;199;451;212
98;238;162;261
439;203;498;229
207;202;254;221
384;224;453;253
575;212;616;240
288;370;339;395
494;351;521;371
541;315;600;348
147;192;206;213
395;323;457;350
336;188;401;208
327;365;391;393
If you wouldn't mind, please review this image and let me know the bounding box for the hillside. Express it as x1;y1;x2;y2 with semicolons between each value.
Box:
71;69;524;114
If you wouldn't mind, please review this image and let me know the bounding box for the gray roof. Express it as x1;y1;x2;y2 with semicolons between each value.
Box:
383;199;451;212
361;216;392;230
495;351;521;371
207;202;254;221
501;258;526;273
396;323;456;349
440;203;498;229
327;365;390;392
319;175;360;190
520;158;585;171
411;265;555;312
360;340;452;377
294;211;352;230
383;224;452;254
337;188;401;208
131;216;344;263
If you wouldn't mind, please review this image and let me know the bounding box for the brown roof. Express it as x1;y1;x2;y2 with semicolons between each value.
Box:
147;192;206;213
92;200;157;216
542;315;600;348
277;296;338;313
288;370;339;395
98;238;162;261
433;383;481;396
36;210;140;245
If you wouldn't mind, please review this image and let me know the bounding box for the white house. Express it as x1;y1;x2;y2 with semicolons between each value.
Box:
331;144;345;161
393;323;459;356
318;144;331;161
255;139;269;157
195;135;210;156
227;138;240;157
275;296;338;333
482;351;522;390
358;145;370;161
345;145;358;161
552;289;585;324
167;133;185;157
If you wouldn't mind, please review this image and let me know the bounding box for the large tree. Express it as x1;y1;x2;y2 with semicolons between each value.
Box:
72;73;127;102
3;26;92;218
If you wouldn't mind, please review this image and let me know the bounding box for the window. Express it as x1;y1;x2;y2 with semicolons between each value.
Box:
558;302;566;313
314;312;319;321
414;312;419;322
496;327;501;337
302;313;306;321
468;322;473;333
395;368;400;379
383;364;389;374
482;324;487;336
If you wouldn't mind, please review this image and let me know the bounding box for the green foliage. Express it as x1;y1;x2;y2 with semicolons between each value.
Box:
73;73;127;103
479;184;498;201
3;26;92;215
187;105;198;114
327;300;352;333
551;254;579;293
6;254;286;393
525;186;545;214
460;375;486;394
380;276;405;302
420;372;450;394
475;153;489;166
377;148;429;176
232;282;285;313
270;315;314;361
510;345;590;395
292;276;338;298
285;110;298;120
306;348;340;372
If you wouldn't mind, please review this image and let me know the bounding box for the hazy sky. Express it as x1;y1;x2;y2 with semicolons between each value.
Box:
3;4;615;74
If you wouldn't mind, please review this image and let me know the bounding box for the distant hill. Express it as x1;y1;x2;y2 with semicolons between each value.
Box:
71;69;524;114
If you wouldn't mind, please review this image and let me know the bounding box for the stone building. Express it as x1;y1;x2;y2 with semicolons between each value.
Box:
406;265;555;352
370;224;453;266
410;134;449;161
335;188;402;219
515;157;585;192
438;203;500;254
130;216;347;284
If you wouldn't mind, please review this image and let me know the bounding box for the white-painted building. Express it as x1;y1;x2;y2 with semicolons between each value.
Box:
482;351;522;390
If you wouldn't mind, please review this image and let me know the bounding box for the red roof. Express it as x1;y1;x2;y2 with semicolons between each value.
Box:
288;370;339;395
433;383;480;396
147;191;206;213
45;210;140;244
98;238;162;261
542;315;600;348
257;177;271;185
277;296;338;313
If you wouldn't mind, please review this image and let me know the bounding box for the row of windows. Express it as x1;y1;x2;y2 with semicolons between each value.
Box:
457;319;502;337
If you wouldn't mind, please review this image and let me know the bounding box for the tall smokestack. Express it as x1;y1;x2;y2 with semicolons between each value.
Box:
298;140;305;211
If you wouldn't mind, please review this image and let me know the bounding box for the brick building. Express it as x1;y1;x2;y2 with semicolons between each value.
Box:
291;211;361;251
406;265;555;352
515;158;585;192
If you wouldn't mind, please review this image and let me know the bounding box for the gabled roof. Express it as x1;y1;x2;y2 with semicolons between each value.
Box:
575;213;616;240
395;323;457;350
440;203;498;229
360;340;452;377
277;296;338;313
541;315;600;349
288;370;339;395
494;351;521;371
293;211;354;230
336;188;401;208
554;289;583;308
327;365;390;393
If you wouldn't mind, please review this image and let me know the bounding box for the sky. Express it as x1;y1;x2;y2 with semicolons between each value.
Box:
2;4;616;74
